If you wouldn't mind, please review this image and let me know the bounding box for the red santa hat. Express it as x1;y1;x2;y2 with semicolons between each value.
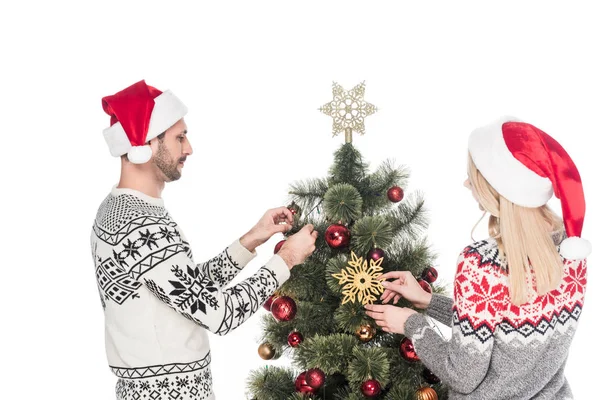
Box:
468;117;591;260
102;80;188;164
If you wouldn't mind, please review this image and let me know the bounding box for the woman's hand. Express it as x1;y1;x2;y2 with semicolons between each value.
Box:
378;271;432;309
364;304;418;335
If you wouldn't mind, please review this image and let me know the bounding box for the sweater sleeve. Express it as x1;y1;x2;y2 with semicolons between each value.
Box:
425;293;453;327
114;223;290;335
404;248;507;394
196;239;256;289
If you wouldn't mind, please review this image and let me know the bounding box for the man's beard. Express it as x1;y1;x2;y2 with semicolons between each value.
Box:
154;141;184;182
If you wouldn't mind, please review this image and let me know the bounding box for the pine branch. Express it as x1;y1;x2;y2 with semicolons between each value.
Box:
381;239;436;277
246;366;296;400
279;260;330;302
329;143;369;187
288;178;329;213
294;333;358;374
347;347;390;386
351;215;394;255
387;191;429;241
362;160;410;214
324;183;363;224
333;387;364;400
325;255;349;296
333;302;368;333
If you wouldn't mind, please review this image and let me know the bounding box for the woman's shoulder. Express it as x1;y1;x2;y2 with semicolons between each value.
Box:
459;237;508;274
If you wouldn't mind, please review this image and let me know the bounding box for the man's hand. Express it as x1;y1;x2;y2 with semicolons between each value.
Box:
277;224;318;269
240;207;294;252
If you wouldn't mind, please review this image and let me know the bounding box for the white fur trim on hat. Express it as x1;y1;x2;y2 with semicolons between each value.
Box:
127;145;153;164
468;116;553;207
103;122;131;157
146;90;188;141
560;237;592;260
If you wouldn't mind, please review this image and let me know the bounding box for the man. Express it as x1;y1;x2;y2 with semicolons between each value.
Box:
91;80;317;400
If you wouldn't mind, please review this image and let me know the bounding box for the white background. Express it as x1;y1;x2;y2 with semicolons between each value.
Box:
1;1;597;399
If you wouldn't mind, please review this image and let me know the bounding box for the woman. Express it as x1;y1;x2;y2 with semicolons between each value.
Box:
365;117;590;399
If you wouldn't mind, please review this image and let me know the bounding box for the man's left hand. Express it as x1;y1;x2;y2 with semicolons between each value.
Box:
240;207;294;252
364;304;418;335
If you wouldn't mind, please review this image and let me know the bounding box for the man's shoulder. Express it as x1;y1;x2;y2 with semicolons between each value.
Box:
94;191;169;233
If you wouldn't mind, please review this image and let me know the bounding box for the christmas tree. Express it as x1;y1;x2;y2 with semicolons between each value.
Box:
247;82;448;400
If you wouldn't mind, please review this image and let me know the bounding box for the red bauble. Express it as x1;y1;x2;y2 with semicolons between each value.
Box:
262;294;278;311
418;279;432;294
287;331;304;347
361;379;382;397
305;368;325;389
400;337;420;362
421;266;438;283
274;239;285;254
367;248;385;262
325;223;351;249
422;367;441;384
271;296;297;322
295;372;316;394
387;186;404;202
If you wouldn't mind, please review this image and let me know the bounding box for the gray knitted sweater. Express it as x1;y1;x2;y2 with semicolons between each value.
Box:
405;232;587;399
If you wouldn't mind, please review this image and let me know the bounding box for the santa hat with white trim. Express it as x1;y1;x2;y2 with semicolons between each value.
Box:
102;80;188;164
468;117;591;260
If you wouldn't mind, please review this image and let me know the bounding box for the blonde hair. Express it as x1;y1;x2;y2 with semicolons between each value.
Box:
467;154;564;305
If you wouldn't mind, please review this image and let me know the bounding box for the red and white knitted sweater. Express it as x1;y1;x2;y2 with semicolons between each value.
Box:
405;231;587;399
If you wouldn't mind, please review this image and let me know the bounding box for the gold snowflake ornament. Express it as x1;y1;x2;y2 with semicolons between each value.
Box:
319;81;378;143
332;251;385;305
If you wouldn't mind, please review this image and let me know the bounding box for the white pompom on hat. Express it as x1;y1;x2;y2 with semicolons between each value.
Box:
101;80;188;164
468;117;590;260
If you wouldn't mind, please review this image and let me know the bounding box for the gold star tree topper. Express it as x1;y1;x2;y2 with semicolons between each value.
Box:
319;81;378;143
332;251;385;305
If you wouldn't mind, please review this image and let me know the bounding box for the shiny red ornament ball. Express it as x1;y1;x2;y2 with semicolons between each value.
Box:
271;296;297;322
361;379;382;397
274;239;285;254
422;367;441;384
262;294;278;311
400;337;420;362
287;331;304;347
421;266;438;283
418;279;432;294
325;223;350;249
387;186;404;202
367;248;385;262
305;368;325;389
295;372;316;394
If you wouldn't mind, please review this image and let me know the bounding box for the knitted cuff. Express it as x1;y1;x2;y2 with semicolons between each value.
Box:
264;254;291;285
228;239;257;267
426;293;454;327
404;313;429;339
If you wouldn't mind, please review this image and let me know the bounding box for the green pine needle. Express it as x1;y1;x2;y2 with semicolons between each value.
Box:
351;215;394;255
333;302;368;333
324;183;363;224
329;143;369;187
347;346;390;386
246;366;296;400
388;191;429;241
294;333;358;374
325;255;349;295
288;178;329;213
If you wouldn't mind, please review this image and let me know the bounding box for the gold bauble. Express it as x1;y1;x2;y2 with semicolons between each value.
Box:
415;387;438;400
355;324;376;342
258;342;276;360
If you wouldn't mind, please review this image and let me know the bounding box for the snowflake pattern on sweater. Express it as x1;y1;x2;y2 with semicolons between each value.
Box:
407;233;586;399
91;187;291;400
